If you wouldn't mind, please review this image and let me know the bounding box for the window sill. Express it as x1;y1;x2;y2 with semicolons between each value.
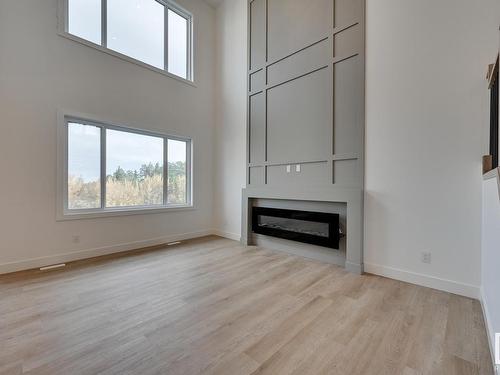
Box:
58;31;196;87
57;204;195;221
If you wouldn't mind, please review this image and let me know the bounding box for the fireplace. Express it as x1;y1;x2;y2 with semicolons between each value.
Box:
252;207;340;249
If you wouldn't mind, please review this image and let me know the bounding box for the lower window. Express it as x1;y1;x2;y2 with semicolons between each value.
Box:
63;115;191;217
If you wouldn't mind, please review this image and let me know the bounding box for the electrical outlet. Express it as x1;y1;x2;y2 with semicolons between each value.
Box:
296;164;301;172
72;235;80;244
286;165;291;173
421;251;431;264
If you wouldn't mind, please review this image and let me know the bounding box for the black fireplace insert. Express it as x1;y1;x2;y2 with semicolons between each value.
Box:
252;207;340;249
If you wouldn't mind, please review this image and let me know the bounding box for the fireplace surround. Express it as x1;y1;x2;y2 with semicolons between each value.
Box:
241;189;363;274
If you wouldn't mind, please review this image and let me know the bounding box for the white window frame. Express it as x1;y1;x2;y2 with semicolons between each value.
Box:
57;110;194;221
57;0;194;84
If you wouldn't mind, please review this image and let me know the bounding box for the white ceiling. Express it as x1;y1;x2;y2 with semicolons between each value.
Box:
204;0;223;8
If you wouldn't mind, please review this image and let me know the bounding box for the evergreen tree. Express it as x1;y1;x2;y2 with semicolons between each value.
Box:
113;166;126;181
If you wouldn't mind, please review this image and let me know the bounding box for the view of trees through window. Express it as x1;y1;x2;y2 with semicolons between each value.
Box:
67;121;188;211
68;123;101;209
106;129;164;207
106;163;164;207
168;139;187;204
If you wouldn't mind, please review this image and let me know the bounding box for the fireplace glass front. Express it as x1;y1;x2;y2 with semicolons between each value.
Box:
252;207;340;249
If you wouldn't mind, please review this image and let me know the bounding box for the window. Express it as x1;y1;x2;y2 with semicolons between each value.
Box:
168;9;188;79
107;0;164;70
68;0;101;45
68;123;101;209
106;129;164;207
62;114;192;218
62;0;192;81
167;139;187;204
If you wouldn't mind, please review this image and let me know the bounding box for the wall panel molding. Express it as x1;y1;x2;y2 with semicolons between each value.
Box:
243;0;365;274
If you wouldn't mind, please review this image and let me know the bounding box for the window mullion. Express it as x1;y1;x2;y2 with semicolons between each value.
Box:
163;137;169;205
187;13;191;80
188;140;192;205
101;0;107;47
64;0;69;31
101;127;107;209
64;119;70;212
164;5;169;72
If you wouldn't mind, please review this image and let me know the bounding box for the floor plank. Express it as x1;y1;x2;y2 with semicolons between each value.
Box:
0;236;493;375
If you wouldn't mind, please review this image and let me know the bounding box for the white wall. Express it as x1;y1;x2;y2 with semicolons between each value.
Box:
213;0;247;240
482;173;500;361
0;0;216;272
364;0;500;297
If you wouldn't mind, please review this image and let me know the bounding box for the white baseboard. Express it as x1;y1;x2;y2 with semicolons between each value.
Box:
0;229;213;275
365;262;480;299
211;229;241;242
480;287;497;370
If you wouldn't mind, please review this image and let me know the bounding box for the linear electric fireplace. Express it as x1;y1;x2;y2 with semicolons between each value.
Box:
252;207;340;249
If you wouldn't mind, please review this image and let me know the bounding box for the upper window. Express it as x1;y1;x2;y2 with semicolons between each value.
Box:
62;115;192;218
63;0;192;80
68;0;102;45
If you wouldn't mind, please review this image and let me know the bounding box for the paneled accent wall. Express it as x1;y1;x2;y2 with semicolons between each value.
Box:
243;0;365;273
247;0;364;189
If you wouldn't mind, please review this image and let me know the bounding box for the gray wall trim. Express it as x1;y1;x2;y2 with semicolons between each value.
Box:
248;153;359;168
248;25;360;76
345;261;363;274
332;52;359;65
249;64;329;96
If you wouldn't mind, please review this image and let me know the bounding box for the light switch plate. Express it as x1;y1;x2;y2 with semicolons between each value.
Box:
296;164;301;172
286;165;291;173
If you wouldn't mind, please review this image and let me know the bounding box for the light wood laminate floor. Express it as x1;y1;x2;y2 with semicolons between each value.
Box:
0;236;493;375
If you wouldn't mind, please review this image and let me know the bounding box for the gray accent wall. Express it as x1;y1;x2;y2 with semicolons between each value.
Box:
243;0;365;273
